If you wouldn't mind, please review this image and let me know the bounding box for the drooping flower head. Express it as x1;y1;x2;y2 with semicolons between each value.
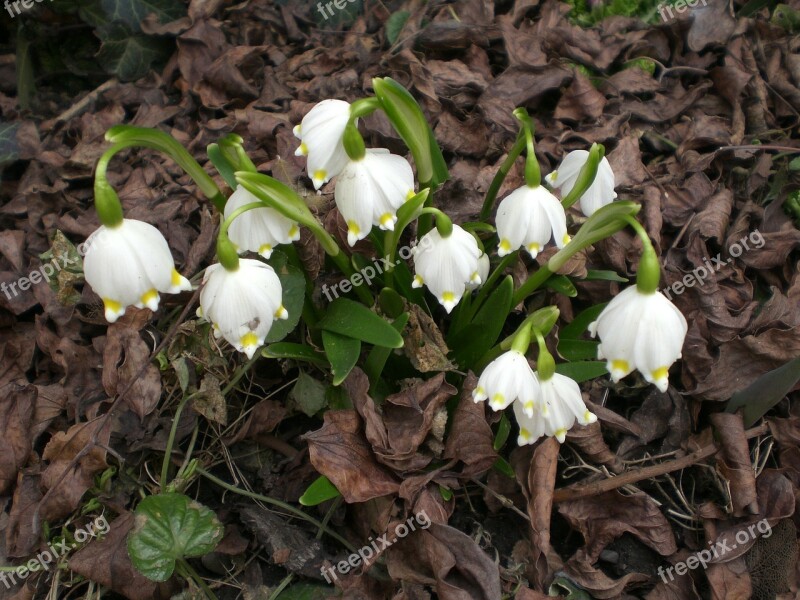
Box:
335;149;415;246
495;185;570;259
198;259;288;359
546;149;617;217
412;223;482;313
528;373;597;444
83;219;192;323
294;99;351;189
224;187;300;259
588;286;687;392
472;350;540;412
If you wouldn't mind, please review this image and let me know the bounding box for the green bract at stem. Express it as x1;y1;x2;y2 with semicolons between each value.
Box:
343;122;366;161
349;97;381;119
234;171;373;305
560;143;604;209
511;201;641;306
513;107;540;188
419;207;453;237
624;215;660;294
500;306;560;352
533;328;555;380
104;125;225;212
479;132;526;221
372;77;449;189
94;143;127;227
510;320;532;354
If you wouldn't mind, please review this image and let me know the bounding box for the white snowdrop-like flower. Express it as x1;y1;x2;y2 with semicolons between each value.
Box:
412;225;482;313
588;286;688;392
198;259;288;359
472;350;540;413
224;187;300;259
293;99;351;190
545;149;617;216
495;185;570;259
83;219;192;323
466;252;491;290
335;149;415;246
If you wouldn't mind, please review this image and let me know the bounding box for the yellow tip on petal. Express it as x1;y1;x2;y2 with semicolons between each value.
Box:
562;233;571;245
519;428;532;442
240;332;260;350
610;359;630;378
379;213;395;229
489;392;505;409
405;189;416;201
472;386;486;401
554;428;567;443
651;366;669;382
171;269;183;287
550;170;558;183
298;142;308;156
524;401;535;415
312;169;327;185
584;410;597;424
258;244;273;258
412;274;424;288
526;242;541;255
498;239;512;255
103;298;124;323
470;271;481;284
140;289;159;310
288;224;300;240
275;304;289;320
293;124;301;137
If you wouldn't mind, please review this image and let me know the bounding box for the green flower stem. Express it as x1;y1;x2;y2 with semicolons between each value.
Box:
94;143;126;227
479;132;526;221
216;201;267;271
511;201;641;306
510;320;532;354
533;328;555;380
624;215;660;294
195;466;357;552
161;392;196;490
419;207;453;237
350;97;381;119
500;306;560;352
513;108;540;188
560;143;604;210
330;251;374;305
104;126;225;212
177;557;217;600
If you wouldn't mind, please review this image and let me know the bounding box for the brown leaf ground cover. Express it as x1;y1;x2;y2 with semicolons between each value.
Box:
0;0;799;598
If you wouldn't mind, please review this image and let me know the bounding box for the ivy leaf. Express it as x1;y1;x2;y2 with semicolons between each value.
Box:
385;11;410;44
99;0;185;31
127;493;224;582
0;121;20;171
96;24;173;81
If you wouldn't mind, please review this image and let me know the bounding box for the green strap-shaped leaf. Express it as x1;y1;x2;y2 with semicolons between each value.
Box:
322;330;361;386
265;251;305;343
318;298;404;348
557;340;600;362
545;274;577;297
262;343;329;367
726;356;800;427
299;475;341;506
127;493;224;582
559;303;607;340
555;361;608;384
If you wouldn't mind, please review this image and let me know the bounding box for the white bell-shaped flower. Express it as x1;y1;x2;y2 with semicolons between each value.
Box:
495;185;570;259
466;253;491;290
545;150;617;216
293;99;351;190
537;373;597;443
83;219;192;323
412;225;482;313
198;259;288;359
335;149;415;246
472;350;540;412
588;286;687;392
224;187;300;259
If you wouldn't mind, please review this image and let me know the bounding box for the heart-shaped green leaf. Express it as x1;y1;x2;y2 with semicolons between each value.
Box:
127;493;224;582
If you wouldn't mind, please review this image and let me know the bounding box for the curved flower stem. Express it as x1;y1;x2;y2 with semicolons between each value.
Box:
161;392;196;490
195;467;357;552
560;143;604;210
479;132;526;221
623;215;660;293
513;108;540;188
330;251;374;305
176;557;217;600
419;207;453;237
532;328;555;380
103;126;225;212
